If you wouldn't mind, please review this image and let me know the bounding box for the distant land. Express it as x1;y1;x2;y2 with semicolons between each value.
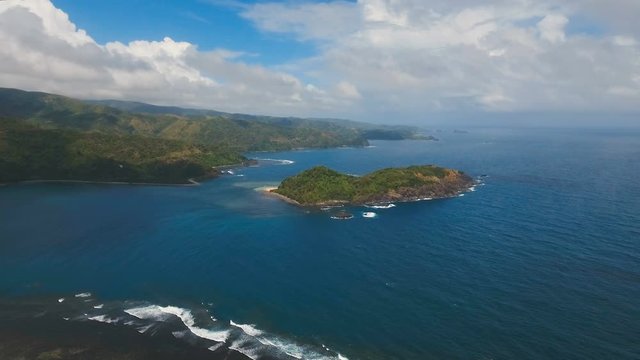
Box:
0;88;434;184
271;165;474;206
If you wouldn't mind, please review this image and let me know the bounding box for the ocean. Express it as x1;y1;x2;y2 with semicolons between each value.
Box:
0;127;638;359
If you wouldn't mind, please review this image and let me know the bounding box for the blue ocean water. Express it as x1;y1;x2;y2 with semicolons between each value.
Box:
0;127;639;359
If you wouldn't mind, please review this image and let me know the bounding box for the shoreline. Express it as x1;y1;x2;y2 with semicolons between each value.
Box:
0;296;253;360
2;178;202;187
0;161;255;188
258;186;302;206
263;186;476;208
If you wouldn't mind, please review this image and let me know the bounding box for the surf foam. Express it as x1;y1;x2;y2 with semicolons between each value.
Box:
254;158;295;165
365;204;396;209
125;305;230;343
230;320;343;360
71;299;348;360
230;320;263;337
89;315;118;324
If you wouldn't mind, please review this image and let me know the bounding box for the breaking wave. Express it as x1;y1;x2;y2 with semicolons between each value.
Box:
54;294;349;360
365;204;396;209
254;158;295;165
126;305;230;343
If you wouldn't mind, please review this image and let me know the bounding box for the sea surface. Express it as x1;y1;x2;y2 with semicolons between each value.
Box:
0;127;639;359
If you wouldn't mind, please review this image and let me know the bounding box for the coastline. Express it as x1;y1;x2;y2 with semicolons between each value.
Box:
0;296;253;360
5;178;202;187
258;186;302;206
0;161;256;188
263;185;476;208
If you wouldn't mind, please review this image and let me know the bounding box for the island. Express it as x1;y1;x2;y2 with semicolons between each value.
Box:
269;165;474;206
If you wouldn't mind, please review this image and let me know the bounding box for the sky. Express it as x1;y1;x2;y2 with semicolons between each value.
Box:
0;0;639;125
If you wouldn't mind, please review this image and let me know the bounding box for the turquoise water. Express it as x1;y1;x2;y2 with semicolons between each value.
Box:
1;128;639;359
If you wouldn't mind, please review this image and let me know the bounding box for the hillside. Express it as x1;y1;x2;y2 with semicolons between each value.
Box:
273;165;474;206
89;99;433;141
0;88;436;184
0;88;369;152
0;121;246;184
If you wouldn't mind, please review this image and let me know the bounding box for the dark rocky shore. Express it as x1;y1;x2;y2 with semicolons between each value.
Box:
0;298;258;360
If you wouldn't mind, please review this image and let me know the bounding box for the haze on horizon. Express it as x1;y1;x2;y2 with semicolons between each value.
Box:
0;0;639;127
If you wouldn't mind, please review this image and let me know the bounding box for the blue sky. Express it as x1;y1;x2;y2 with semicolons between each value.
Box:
1;0;639;125
52;0;317;65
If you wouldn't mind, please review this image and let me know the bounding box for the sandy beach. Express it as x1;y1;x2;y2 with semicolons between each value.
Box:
257;186;302;206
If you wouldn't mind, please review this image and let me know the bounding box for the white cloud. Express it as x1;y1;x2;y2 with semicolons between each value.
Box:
336;81;362;99
240;1;360;41
0;0;353;116
537;14;568;43
0;0;639;123
242;0;640;117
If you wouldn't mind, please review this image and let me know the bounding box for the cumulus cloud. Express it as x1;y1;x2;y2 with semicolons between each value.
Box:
243;0;640;116
537;14;568;43
0;0;355;116
0;0;639;123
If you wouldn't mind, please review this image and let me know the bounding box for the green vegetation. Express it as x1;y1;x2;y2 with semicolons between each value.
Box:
0;87;434;184
0;121;244;184
274;165;473;205
360;129;437;141
0;88;368;152
90;99;434;143
275;167;356;205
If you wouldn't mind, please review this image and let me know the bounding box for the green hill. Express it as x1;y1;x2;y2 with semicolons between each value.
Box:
273;165;473;206
0;121;245;184
0;88;368;152
88;99;434;142
0;88;436;184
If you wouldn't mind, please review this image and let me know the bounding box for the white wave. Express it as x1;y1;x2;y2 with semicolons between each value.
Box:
230;322;343;360
468;186;476;192
208;343;224;352
89;315;117;324
229;339;260;360
338;354;349;360
124;304;348;360
124;305;168;321
254;158;295;165
172;330;189;339
58;298;65;303
458;193;465;197
125;305;229;343
230;320;263;337
75;292;91;298
136;324;153;334
93;304;104;309
365;204;396;209
260;336;305;359
63;317;70;321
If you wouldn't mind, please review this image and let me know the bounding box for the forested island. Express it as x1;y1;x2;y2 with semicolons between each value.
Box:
271;165;474;206
0;88;433;184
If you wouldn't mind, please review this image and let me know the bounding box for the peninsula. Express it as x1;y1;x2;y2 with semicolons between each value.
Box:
0;88;435;185
271;165;474;206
